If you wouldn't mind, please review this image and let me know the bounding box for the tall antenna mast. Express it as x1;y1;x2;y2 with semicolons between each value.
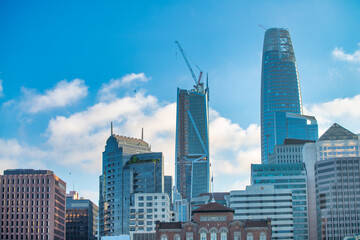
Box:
111;122;113;135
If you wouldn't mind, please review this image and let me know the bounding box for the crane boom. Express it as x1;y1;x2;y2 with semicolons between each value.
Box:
175;41;202;88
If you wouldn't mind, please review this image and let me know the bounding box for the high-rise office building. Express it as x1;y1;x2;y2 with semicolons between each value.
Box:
100;149;164;236
175;82;210;202
315;157;360;239
251;163;309;240
99;132;153;236
0;169;66;240
66;191;98;240
261;27;304;164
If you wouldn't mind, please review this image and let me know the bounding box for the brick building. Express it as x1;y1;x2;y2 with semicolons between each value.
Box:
155;202;271;240
0;169;66;240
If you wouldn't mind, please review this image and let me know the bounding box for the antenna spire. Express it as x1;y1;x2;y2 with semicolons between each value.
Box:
141;128;144;141
111;122;113;135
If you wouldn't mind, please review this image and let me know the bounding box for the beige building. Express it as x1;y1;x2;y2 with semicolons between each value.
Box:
0;169;66;240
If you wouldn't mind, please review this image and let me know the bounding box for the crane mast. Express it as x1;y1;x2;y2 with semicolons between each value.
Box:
175;41;204;92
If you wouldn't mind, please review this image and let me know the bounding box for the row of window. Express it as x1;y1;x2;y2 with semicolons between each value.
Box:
138;195;166;201
320;146;358;151
0;178;51;185
160;232;267;240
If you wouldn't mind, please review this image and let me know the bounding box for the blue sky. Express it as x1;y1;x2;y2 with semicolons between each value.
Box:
1;0;360;203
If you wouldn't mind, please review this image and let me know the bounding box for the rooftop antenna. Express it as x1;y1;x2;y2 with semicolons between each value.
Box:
258;24;268;30
111;122;113;135
141;128;144;141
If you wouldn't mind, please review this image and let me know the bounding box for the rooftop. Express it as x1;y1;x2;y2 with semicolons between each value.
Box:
318;123;358;141
192;202;234;214
3;169;53;175
113;134;150;147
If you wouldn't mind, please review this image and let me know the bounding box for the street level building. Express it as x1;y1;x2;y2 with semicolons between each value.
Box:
66;191;98;240
315;157;360;240
0;169;66;240
251;164;308;240
129;193;171;234
175;82;210;202
230;185;294;240
173;188;190;222
156;202;271;240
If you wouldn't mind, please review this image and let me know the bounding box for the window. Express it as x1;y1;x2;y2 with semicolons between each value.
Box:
186;232;194;240
221;232;227;240
234;231;241;240
161;234;168;240
174;234;180;240
200;229;207;240
246;232;253;240
210;229;217;240
260;232;266;240
200;233;206;240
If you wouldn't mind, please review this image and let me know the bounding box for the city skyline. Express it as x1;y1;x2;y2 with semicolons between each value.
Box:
1;0;360;203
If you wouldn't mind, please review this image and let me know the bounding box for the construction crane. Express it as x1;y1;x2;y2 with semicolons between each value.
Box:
175;41;203;91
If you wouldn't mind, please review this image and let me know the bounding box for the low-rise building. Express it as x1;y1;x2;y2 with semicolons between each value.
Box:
66;191;98;240
156;202;271;240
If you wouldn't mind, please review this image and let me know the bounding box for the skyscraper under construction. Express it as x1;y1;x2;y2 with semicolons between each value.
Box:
175;42;210;202
175;83;210;202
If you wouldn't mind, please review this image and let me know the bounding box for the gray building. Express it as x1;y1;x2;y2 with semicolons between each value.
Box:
66;191;98;240
99;131;166;236
251;163;308;240
230;185;294;240
269;139;315;164
315;157;360;240
164;176;172;204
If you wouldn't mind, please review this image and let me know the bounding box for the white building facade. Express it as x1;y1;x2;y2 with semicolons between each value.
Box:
129;193;171;233
230;185;294;240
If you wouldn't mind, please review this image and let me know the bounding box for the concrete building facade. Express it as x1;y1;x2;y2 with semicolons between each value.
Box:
0;169;66;240
230;185;293;240
129;193;171;234
315;157;360;240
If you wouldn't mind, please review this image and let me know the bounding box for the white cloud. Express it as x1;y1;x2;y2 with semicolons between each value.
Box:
332;46;360;63
0;80;3;97
45;92;173;173
21;79;88;113
98;73;150;101
305;94;360;135
0;139;47;173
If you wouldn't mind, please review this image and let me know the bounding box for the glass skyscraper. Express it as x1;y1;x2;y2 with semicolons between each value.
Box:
261;28;305;164
175;82;210;202
99;133;166;236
